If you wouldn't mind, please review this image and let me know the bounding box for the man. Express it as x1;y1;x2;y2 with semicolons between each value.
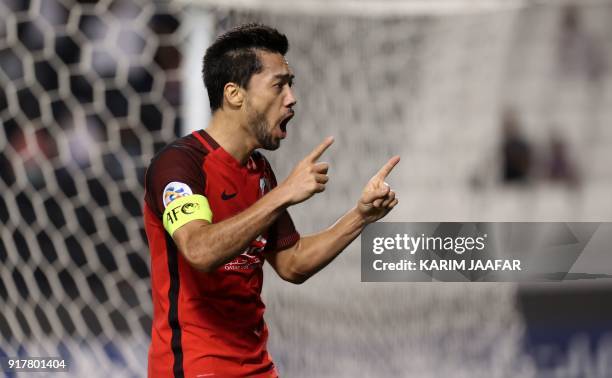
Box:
143;23;399;377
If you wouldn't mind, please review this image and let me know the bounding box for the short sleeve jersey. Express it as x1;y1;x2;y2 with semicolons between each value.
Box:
143;129;300;378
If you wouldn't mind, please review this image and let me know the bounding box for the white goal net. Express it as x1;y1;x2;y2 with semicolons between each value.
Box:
0;0;185;375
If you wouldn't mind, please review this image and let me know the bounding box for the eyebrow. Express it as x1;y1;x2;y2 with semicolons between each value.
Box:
273;73;294;82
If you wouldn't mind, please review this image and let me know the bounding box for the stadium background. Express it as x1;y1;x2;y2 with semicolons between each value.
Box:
1;0;611;376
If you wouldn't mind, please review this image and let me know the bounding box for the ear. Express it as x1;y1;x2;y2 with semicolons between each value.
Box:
223;82;245;108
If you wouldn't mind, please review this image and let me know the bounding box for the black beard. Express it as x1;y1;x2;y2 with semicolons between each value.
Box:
251;110;280;151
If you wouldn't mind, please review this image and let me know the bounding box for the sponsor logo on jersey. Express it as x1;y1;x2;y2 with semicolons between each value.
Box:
163;181;193;208
221;190;237;200
224;235;267;270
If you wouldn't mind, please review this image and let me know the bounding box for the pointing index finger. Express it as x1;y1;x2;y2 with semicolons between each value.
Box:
306;136;334;162
375;156;400;179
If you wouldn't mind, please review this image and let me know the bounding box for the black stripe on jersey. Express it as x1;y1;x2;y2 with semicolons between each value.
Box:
198;129;220;150
166;233;184;378
144;133;209;219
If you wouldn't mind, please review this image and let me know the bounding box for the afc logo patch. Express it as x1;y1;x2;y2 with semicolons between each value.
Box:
163;181;193;208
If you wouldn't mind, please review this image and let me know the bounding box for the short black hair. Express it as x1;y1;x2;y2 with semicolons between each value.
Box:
202;23;289;112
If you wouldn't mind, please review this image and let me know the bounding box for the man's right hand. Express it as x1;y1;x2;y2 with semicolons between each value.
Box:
276;136;334;206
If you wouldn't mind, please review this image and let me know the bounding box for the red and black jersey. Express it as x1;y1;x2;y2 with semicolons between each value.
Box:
143;129;299;378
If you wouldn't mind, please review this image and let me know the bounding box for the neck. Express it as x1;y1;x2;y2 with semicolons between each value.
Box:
206;110;258;165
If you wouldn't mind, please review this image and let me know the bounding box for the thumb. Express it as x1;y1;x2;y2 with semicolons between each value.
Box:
380;183;390;196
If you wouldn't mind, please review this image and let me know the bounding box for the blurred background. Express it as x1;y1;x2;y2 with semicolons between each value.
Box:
1;0;612;376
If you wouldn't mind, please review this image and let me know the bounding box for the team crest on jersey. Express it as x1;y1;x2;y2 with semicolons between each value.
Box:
259;177;271;196
163;181;193;208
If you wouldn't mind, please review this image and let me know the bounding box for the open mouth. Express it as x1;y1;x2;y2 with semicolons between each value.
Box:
279;112;294;133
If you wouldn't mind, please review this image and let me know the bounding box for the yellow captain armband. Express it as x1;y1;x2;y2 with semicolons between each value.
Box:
162;194;213;236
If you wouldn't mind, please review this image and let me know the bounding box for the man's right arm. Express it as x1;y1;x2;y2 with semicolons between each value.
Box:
171;136;334;272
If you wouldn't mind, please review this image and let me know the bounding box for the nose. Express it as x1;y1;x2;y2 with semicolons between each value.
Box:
285;87;297;108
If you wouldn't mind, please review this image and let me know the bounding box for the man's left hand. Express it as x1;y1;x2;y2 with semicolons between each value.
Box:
357;156;400;224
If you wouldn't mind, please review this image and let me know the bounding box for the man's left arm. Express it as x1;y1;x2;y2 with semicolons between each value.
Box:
266;156;400;284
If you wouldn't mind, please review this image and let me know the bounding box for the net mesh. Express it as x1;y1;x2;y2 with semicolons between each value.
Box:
0;0;184;375
1;0;611;377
